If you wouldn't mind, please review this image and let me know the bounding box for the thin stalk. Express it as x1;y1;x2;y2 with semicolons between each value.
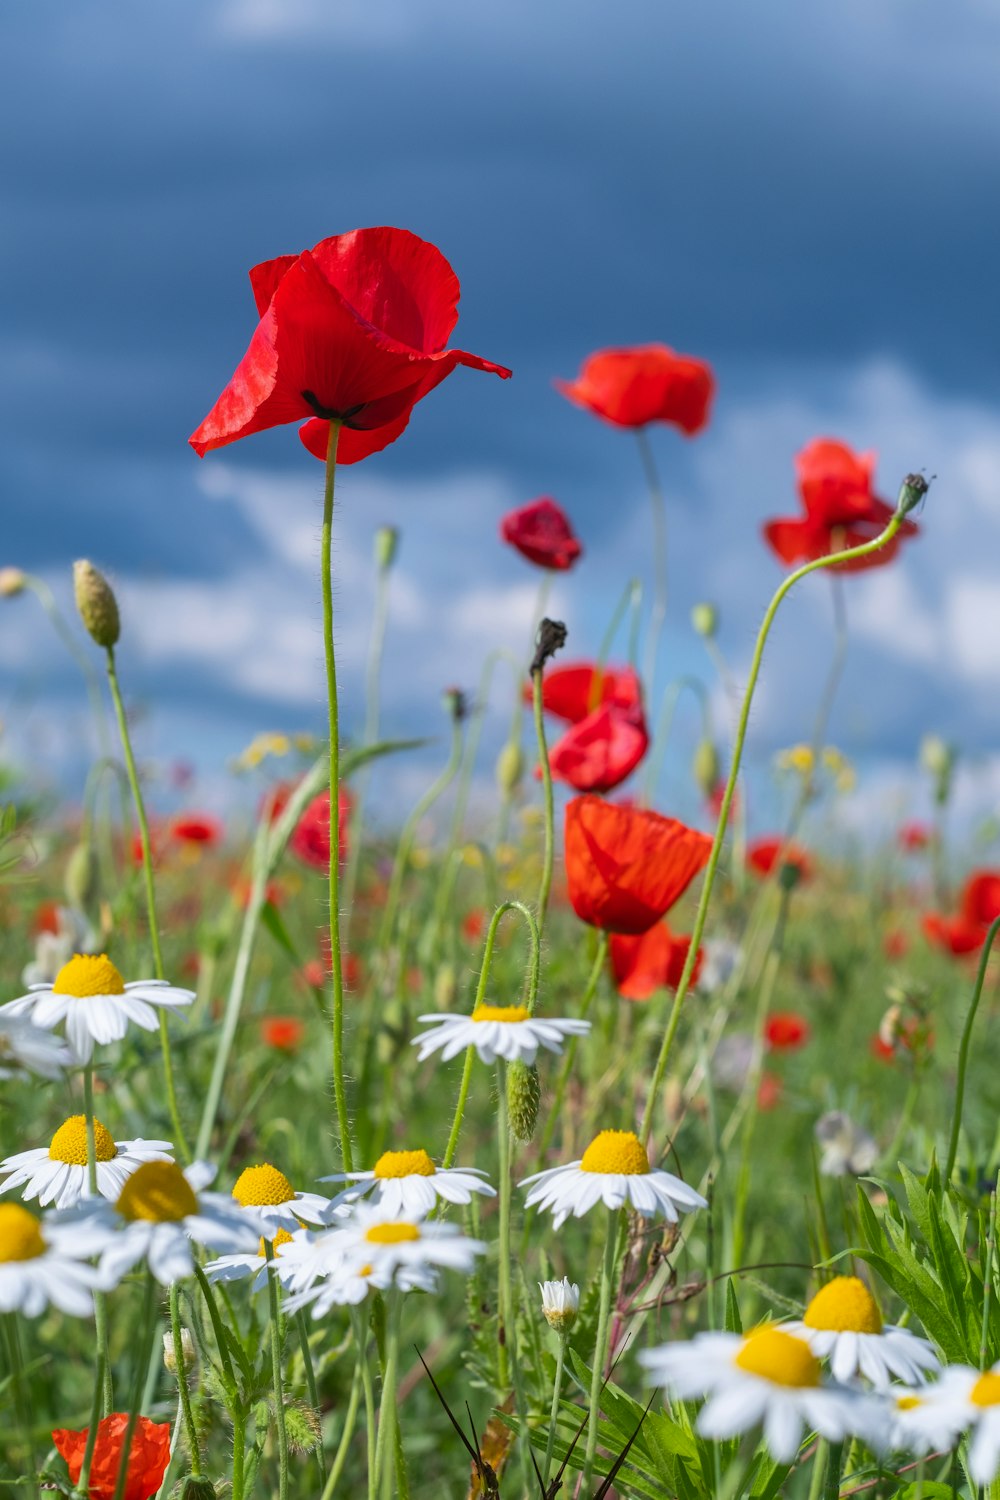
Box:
298;1312;327;1484
4;1314;38;1499
232;1407;247;1500
75;1350;105;1498
343;544;394;934
320;1353;362;1500
945;915;1000;1184
349;1307;377;1500
702;635;748;885
532;668;555;935
537;933;609;1160
637;427;668;695
640;675;711;807
496;1065;513;1392
321;420;353;1173
105;644;190;1162
84;1064;114;1416
265;1242;291;1500
111;1272;159;1500
373;1288;402;1496
593;577;641;696
639;505;907;1147
170;1282;202;1477
807;1439;830;1500
582;1208;622;1491
24;573;114;766
541;1335;567;1489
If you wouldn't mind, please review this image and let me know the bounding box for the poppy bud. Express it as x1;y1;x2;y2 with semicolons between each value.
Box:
920;734;955;806
441;686;468;722
374;525;399;570
690;602;718;639
897;473;930;516
530;618;568;676
163;1325;196;1377
73;560;120;648
692;740;720;798
283;1400;322;1456
434;963;456;1009
180;1478;218;1500
778;859;804;893
0;567;26;597
496;740;524;796
506;1057;540;1142
65;840;98;911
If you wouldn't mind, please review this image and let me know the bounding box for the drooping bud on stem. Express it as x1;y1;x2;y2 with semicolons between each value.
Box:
530;618;567;676
690;602;718;639
374;525;399;571
692;740;720;798
496;740;524;796
73;560;120;649
0;568;26;598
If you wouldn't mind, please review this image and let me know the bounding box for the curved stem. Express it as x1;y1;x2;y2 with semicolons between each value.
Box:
637;427;668;695
641;674;711;806
265;1244;290;1500
639;506;906;1146
945;915;1000;1184
532;671;555;935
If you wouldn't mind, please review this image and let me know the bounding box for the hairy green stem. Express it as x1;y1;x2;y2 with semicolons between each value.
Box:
83;1064;114;1416
637;427;668;695
532;669;556;936
170;1282;202;1477
320;1353;362;1500
297;1312;327;1484
111;1272;159;1500
582;1207;622;1491
945;915;1000;1184
373;1289;402;1497
343;542;394;935
541;1334;567;1489
75;1350;105;1498
4;1314;38;1499
265;1244;290;1500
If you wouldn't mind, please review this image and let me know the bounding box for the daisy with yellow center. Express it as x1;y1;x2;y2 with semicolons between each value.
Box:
519;1129;707;1229
230;1161;335;1231
784;1276;939;1388
0;1201;103;1318
0;1013;72;1080
0;1114;173;1211
412;1003;590;1065
321;1146;495;1217
204;1226;299;1293
886;1363;1000;1482
640;1325;878;1461
0;953;195;1064
69;1159;261;1288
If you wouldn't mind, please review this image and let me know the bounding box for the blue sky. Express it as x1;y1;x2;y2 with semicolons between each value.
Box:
2;0;999;838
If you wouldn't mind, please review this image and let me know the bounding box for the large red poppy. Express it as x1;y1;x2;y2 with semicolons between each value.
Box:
527;662;642;723
747;837;814;884
169;813;223;846
500;497;582;571
923;868;1000;956
53;1414;171;1500
190;227;510;464
762;439;918;573
564;795;713;935
547;700;649;793
556;345;714;434
609;923;702;1000
290;788;352;871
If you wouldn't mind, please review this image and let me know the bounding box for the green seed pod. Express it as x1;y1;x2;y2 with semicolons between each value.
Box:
65;840;98;911
496;740;524;796
73;559;120;648
374;525;400;570
690;602;718;639
692;740;720;798
507;1058;540;1143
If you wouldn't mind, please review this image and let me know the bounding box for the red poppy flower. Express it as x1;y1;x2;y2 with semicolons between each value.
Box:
961;870;1000;927
289;788;352;872
262;1017;305;1051
34;900;61;935
53;1414;171;1500
757;1073;782;1111
527;662;642;723
190;227;510;464
883;929;910;960
130;825;167;867
747;837;814;884
922;912;987;957
556;345;714;434
765;1012;811;1051
462;909;486;943
609;923;702;1000
898;821;931;853
547;700;649;794
762;438;918;573
170;813;223;846
564;794;713;935
500;497;582;571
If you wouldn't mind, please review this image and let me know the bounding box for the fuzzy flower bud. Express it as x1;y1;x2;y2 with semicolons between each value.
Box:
897;473;930;516
496;740;524;796
0;568;26;598
163;1325;196;1377
283;1400;323;1455
690;602;718;639
692;740;720;798
180;1479;218;1500
506;1058;540;1142
374;525;399;570
73;560;120;648
64;840;98;911
540;1277;579;1334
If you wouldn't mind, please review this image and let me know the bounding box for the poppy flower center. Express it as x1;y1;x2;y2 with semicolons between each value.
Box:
0;1204;46;1263
232;1163;296;1207
971;1373;1000;1408
470;1004;530;1024
734;1327;821;1388
52;954;126;998
580;1129;650;1176
364;1222;422;1245
374;1149;436;1179
803;1276;882;1335
258;1226;295;1258
117;1161;198;1223
49;1114;116;1165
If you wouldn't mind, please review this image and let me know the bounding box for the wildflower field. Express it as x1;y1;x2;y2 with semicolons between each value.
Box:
2;139;1000;1500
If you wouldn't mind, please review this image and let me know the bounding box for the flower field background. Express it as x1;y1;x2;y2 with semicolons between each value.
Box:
2;6;1000;1500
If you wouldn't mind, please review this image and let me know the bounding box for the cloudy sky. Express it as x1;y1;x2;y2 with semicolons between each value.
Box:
2;0;999;838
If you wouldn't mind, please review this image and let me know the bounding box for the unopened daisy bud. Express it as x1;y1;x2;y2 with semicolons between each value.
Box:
690;602;717;639
374;524;399;571
897;472;929;516
163;1325;196;1377
64;839;98;911
283;1399;322;1455
180;1478;218;1500
507;1058;540;1142
496;740;524;796
540;1277;579;1334
0;567;26;598
73;559;120;648
692;740;720;798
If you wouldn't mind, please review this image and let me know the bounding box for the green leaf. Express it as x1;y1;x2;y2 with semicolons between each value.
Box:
725;1278;743;1334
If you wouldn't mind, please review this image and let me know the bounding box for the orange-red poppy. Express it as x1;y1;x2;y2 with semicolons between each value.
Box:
261;1017;305;1051
923;868;1000;956
765;1012;811;1050
290;788;352;872
169;813;223;846
547;699;649;794
556;344;714;434
527;662;641;723
53;1414;170;1500
747;836;813;884
898;820;931;853
609;923;702;1000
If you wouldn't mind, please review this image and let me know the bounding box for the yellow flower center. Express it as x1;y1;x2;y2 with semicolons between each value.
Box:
364;1222;422;1245
470;1004;530;1023
0;1204;46;1263
232;1163;296;1207
49;1114;117;1165
971;1373;1000;1408
52;953;126;998
803;1276;883;1335
373;1149;436;1180
734;1327;821;1388
117;1160;198;1223
580;1130;650;1176
896;1395;922;1411
258;1226;295;1258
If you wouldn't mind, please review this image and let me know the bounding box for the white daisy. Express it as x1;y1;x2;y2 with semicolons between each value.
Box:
0;1202;104;1318
321;1147;495;1217
540;1277;580;1333
204;1226;302;1293
0;1014;73;1080
888;1364;1000;1484
0;953;195;1064
68;1159;262;1287
785;1276;939;1389
22;905;97;987
412;1004;590;1065
520;1129;707;1230
640;1326;877;1462
229;1162;335;1231
0;1113;173;1211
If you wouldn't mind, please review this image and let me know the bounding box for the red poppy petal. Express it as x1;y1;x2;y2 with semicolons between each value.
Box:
309;225;462;354
249;254;298;316
299;412;414;464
